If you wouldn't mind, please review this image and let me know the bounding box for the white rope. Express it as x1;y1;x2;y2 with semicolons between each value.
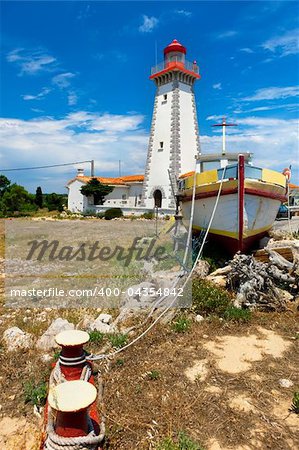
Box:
44;407;104;450
87;166;227;362
50;361;92;386
183;159;198;266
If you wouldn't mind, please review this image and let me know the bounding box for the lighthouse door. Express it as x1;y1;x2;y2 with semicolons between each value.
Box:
153;189;162;208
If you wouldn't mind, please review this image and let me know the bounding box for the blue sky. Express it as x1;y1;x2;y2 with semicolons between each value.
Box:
1;1;298;192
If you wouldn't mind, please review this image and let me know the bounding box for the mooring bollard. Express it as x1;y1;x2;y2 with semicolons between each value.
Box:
55;330;90;380
48;380;97;437
41;330;104;449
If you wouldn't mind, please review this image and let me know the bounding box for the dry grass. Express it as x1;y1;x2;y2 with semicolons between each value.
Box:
0;219;298;450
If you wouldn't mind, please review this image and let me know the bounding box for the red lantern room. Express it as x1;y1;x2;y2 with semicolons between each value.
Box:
164;39;187;62
150;39;200;80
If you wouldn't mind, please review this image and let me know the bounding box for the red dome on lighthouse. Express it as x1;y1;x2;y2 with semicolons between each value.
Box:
164;39;187;55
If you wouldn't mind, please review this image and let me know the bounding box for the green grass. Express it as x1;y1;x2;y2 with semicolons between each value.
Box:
172;315;192;333
89;330;104;344
108;333;128;349
147;369;161;380
222;306;251;322
290;391;299;414
23;380;48;407
156;431;204;450
192;279;231;316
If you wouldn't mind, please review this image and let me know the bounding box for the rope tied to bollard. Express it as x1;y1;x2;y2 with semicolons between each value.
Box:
45;410;104;450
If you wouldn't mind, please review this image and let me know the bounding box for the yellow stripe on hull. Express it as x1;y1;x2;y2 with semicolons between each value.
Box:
192;224;272;240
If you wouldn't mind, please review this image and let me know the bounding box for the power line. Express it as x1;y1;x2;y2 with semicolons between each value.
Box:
0;160;93;173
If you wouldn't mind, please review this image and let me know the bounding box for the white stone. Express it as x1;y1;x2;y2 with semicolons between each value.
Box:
195;314;204;323
36;318;74;351
40;354;52;363
278;378;294;388
3;327;34;352
193;260;210;279
97;313;112;324
88;318;111;334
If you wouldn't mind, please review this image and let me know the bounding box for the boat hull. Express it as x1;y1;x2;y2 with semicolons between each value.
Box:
180;178;286;255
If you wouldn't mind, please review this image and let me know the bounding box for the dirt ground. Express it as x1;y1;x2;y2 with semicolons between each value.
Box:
0;314;298;450
0;219;298;449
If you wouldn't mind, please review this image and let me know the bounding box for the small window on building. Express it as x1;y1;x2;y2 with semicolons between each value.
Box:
163;94;167;100
160;141;164;148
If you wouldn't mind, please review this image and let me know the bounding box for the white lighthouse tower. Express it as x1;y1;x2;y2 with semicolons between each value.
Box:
141;39;201;211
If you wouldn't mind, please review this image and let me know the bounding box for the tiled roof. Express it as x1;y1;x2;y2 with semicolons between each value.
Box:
68;174;144;186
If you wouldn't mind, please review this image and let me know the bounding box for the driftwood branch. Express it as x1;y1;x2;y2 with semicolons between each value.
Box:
227;250;298;311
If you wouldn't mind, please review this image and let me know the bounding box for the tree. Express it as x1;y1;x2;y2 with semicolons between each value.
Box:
44;193;65;212
35;186;43;208
80;178;114;205
0;175;10;196
0;183;37;214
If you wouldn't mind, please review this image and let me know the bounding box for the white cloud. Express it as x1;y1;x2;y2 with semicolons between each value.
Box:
262;29;299;57
0;112;148;192
212;83;222;90
235;103;298;114
52;72;76;88
202;116;298;182
216;30;238;39
22;87;51;101
139;15;158;33
240;47;254;54
243;86;299;101
7;48;57;75
67;92;78;106
175;10;192;17
206;115;225;121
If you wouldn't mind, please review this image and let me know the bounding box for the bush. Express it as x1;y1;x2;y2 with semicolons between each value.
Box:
104;208;123;220
89;330;104;344
157;431;204;450
23;380;48;407
141;211;154;219
192;279;231;316
108;333;128;349
172;315;191;333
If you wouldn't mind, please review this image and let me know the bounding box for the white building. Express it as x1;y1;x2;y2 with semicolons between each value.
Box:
67;170;144;214
67;39;201;214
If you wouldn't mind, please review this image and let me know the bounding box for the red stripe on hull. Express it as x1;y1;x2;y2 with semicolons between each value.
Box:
182;187;286;203
194;230;268;256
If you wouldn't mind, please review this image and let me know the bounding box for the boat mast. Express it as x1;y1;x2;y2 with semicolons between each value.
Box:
212;117;237;154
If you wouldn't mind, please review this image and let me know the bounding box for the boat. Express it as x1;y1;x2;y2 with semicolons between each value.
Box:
177;120;287;255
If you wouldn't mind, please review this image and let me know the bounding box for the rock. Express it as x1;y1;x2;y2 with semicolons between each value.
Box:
278;378;294;388
40;353;52;363
193;260;210;279
259;236;270;249
275;288;294;303
2;327;34;351
122;282;159;309
195;314;204;323
97;313;112;324
36;318;74;351
206;274;227;288
87;313;114;333
88;318;111;334
209;265;232;277
151;271;182;291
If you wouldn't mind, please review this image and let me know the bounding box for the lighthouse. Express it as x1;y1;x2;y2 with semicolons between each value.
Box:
141;39;201;211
